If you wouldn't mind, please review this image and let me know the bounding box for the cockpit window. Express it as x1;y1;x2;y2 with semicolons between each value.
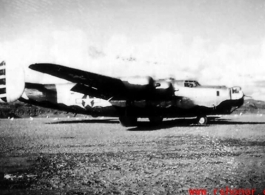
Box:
232;89;239;93
232;87;241;94
184;80;200;88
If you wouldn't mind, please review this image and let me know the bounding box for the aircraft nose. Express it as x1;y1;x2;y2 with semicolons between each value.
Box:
231;86;244;100
238;95;244;107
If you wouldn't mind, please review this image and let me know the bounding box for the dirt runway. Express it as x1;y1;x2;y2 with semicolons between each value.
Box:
0;115;265;195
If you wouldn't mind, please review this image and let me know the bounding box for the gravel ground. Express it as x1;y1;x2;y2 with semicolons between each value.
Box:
0;115;265;195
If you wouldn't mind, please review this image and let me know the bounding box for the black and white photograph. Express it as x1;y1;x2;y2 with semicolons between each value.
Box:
0;0;265;194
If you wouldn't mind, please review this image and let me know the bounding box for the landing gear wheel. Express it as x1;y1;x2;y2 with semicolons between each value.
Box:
119;116;137;127
196;115;208;125
149;116;163;125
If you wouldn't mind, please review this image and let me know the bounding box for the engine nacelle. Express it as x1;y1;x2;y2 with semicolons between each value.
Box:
121;76;154;87
155;80;173;90
0;61;25;103
153;80;174;99
120;76;155;100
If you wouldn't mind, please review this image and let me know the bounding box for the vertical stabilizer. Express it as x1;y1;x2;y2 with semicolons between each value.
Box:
0;61;6;102
0;61;25;103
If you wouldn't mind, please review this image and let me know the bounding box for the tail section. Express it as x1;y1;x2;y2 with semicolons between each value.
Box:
0;61;25;103
0;61;7;102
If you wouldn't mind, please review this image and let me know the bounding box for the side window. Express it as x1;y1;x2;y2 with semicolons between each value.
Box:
217;91;220;96
232;88;239;93
184;80;200;88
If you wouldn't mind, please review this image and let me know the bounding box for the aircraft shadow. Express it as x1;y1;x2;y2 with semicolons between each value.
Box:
208;119;265;125
46;117;265;130
128;118;201;131
128;117;265;131
47;118;119;124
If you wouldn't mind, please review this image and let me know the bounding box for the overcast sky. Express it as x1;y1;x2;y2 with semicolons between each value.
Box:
0;0;265;100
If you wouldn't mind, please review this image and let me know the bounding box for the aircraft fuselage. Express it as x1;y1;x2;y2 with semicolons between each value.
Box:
19;80;244;119
0;61;244;126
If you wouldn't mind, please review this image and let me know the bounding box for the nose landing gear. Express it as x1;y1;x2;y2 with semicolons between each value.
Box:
196;115;208;125
119;116;137;127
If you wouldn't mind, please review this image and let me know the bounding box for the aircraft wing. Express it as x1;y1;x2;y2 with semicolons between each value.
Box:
29;63;160;100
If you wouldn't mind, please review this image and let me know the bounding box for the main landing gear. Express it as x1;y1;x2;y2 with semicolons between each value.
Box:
119;116;137;127
196;115;208;125
149;116;163;125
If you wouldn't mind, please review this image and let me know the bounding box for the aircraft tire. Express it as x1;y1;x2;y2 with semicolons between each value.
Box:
149;116;163;125
119;116;137;127
196;115;208;125
16;109;24;117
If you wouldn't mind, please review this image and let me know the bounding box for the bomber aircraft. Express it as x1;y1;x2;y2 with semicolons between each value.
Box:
0;61;244;127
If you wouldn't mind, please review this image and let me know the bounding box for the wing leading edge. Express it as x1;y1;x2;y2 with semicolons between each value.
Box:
29;63;160;100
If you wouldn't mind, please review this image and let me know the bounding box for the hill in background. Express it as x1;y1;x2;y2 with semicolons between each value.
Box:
234;99;265;114
0;101;78;118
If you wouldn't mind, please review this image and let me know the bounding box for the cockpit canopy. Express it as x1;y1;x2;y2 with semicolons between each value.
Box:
231;86;242;94
184;80;200;88
174;80;201;88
